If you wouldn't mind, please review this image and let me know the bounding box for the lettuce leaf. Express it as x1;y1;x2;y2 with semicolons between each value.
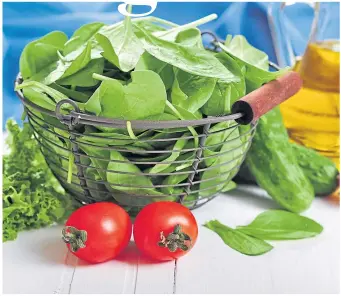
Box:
3;120;77;242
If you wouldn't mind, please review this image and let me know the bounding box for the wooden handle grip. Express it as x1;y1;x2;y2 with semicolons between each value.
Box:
231;71;303;124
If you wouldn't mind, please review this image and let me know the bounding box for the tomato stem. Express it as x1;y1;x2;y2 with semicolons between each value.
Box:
62;226;88;253
158;224;192;252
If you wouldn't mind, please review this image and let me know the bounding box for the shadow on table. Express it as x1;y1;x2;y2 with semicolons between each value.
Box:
224;185;281;210
73;241;169;267
115;241;174;266
34;226;71;266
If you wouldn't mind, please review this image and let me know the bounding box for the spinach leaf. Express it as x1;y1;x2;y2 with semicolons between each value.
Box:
44;41;92;85
134;25;238;81
201;52;245;116
171;68;217;113
149;136;189;174
79;144;110;181
204;220;273;256
107;150;162;196
175;28;203;48
221;180;237;192
96;14;144;72
63;22;105;56
85;70;167;120
22;87;56;111
218;36;289;92
135;52;174;90
224;35;269;70
16;81;68;103
200;127;244;197
20;31;68;79
237;210;323;240
50;83;91;103
57;58;104;87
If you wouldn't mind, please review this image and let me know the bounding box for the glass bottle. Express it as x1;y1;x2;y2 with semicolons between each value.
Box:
268;2;340;170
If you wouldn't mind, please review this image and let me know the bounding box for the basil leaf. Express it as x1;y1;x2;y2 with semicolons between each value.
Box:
204;220;273;256
237;210;324;240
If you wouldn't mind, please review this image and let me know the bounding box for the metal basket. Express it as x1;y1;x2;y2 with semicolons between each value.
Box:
15;32;293;211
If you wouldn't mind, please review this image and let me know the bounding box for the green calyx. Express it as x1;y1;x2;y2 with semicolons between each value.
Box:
158;224;192;252
62;226;87;252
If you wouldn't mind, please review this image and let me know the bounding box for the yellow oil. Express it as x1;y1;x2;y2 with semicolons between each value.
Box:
280;40;340;170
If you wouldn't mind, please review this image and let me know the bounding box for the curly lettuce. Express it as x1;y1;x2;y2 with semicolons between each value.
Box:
3;119;77;242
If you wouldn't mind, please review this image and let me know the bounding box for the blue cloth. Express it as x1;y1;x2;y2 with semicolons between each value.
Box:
3;2;340;126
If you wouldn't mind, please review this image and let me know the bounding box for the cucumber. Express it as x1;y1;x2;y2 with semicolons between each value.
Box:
245;107;314;213
291;143;338;195
235;142;338;196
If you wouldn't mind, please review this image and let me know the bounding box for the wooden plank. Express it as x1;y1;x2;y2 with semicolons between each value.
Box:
175;186;340;294
68;241;138;294
134;250;175;294
3;225;72;294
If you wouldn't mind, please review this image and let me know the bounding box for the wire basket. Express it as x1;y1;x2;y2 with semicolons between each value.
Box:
15;33;301;211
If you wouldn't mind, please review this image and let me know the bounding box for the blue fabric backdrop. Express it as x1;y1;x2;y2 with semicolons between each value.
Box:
3;2;340;126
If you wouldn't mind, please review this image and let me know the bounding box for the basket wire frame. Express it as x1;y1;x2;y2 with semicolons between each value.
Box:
15;32;263;211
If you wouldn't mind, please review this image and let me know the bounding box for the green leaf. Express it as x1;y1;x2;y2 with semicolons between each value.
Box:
134;25;239;81
20;31;68;79
22;87;56;111
221;180;237;192
175;28;204;48
171;68;217;113
201;52;245;116
204;220;273;256
3;120;75;242
50;83;91;103
237;210;324;240
200;126;245;197
96;16;144;72
85;70;167;120
135;52;174;90
218;36;289;92
224;35;269;70
63;22;105;55
44;41;93;85
56;58;104;87
107;150;162;198
149;137;189;174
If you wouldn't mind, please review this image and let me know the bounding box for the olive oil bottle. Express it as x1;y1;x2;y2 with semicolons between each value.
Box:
280;40;340;169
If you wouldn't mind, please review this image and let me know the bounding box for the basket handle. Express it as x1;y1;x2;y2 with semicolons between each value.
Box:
231;71;302;124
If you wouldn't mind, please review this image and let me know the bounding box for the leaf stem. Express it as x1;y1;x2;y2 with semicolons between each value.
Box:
92;73;114;82
165;101;199;147
154;14;218;38
67;144;74;184
126;121;138;140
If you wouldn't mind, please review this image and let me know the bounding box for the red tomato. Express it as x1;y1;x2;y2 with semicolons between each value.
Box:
133;201;198;261
62;202;132;264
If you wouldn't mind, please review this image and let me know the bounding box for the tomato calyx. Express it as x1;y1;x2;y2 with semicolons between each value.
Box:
158;224;192;252
62;226;88;252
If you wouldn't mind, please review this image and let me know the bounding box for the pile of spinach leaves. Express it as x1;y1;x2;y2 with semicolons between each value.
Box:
16;13;287;207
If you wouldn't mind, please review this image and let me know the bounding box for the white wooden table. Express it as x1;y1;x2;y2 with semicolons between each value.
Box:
3;185;340;294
